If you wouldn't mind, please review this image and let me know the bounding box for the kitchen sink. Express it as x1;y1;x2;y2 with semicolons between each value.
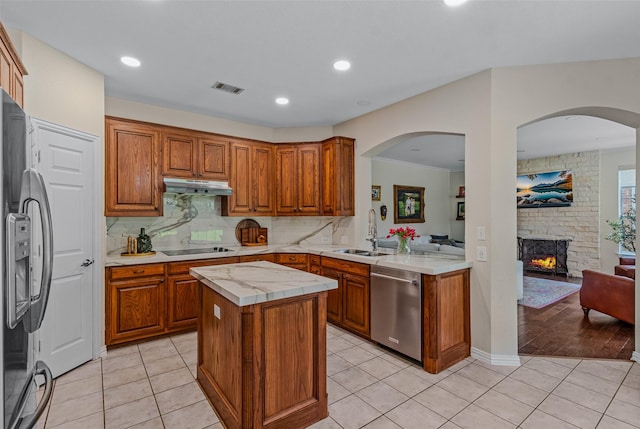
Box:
334;248;370;254
333;249;390;257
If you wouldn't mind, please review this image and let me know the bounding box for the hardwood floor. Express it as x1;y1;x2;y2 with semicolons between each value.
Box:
518;273;635;360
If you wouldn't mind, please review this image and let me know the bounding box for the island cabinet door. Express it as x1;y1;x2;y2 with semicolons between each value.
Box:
342;273;370;337
321;267;343;325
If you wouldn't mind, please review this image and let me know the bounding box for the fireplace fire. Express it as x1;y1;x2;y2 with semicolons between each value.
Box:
518;238;569;276
530;256;557;270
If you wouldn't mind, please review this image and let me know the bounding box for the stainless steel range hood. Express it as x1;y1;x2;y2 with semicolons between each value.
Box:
163;178;233;195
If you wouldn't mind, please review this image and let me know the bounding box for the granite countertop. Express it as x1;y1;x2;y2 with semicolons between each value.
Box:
105;243;472;275
190;261;338;306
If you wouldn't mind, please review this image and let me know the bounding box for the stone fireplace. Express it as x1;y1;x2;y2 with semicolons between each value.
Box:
518;237;570;276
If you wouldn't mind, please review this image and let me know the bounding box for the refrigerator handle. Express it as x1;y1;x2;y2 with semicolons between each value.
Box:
19;168;54;333
15;361;53;429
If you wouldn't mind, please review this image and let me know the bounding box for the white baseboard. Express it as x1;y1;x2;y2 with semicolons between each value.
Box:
471;347;522;367
632;351;640;363
98;345;108;359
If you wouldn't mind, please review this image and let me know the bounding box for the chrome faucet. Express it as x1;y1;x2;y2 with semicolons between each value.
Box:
366;208;378;251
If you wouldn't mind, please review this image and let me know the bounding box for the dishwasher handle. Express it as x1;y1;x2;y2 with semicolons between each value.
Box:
370;272;419;286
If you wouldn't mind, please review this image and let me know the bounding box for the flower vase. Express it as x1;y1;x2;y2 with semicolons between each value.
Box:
397;238;410;254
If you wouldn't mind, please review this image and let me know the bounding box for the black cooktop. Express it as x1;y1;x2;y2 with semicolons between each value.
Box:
161;247;232;256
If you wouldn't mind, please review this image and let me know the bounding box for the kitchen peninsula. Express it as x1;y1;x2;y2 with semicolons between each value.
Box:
190;261;337;429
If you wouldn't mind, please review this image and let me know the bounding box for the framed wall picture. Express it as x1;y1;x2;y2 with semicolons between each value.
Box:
517;170;572;208
371;185;381;201
393;185;425;223
458;186;465;197
457;201;465;220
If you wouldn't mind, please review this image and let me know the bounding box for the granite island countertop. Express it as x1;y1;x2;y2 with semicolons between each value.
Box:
106;243;472;275
190;260;338;306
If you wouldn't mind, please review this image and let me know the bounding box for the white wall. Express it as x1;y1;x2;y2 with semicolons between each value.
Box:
371;158;451;239
106;97;334;143
600;147;636;274
18;32;104;138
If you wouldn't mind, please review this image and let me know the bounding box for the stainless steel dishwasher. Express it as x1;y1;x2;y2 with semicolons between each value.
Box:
370;265;422;361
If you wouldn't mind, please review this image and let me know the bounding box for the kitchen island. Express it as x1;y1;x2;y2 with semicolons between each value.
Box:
190;261;338;429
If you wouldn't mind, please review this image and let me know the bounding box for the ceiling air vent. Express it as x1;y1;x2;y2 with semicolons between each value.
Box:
211;81;245;95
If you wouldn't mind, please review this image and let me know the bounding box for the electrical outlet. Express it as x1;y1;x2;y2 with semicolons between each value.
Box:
477;226;486;241
341;235;349;244
321;237;330;244
214;304;221;320
476;246;488;262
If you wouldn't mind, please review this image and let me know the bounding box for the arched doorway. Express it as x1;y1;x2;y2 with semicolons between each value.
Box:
515;108;639;361
364;131;466;251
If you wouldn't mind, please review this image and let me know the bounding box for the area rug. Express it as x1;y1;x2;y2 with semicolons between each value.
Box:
518;276;581;309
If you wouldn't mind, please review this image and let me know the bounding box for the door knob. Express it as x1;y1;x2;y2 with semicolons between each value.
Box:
81;259;95;267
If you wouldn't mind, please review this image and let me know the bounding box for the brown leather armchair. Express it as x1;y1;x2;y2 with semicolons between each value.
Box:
581;270;635;324
614;257;635;279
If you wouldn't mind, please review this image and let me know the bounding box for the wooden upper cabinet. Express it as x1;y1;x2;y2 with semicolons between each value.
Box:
321;137;355;216
0;21;27;107
162;130;230;180
162;132;197;178
222;140;274;216
199;137;229;179
105;117;162;216
275;143;321;215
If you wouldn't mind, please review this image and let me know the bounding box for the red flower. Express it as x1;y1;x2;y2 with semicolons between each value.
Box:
387;226;420;240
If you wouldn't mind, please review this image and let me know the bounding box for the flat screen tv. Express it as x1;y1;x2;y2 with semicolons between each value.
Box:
517;170;573;208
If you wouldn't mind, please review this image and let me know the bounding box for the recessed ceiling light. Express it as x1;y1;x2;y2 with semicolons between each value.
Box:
275;97;289;105
333;60;351;71
120;56;141;67
443;0;468;6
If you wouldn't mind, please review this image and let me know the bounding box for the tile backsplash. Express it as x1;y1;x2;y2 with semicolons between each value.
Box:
106;195;352;255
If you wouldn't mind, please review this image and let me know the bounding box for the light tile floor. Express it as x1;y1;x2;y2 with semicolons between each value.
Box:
36;325;640;429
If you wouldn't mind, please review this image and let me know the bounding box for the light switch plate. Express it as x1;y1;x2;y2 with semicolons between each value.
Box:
477;226;486;241
476;246;488;261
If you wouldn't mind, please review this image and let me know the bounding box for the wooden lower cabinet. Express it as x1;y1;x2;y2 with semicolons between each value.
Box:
106;264;167;345
320;257;370;337
106;257;239;346
166;257;238;331
198;285;328;429
309;255;321;275
423;269;471;373
320;267;342;325
275;253;309;271
239;254;277;263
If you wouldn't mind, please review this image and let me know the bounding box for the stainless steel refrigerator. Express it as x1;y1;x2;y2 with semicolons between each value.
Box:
1;89;53;428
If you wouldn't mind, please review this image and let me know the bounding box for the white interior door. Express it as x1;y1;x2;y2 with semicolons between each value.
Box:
30;118;98;378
